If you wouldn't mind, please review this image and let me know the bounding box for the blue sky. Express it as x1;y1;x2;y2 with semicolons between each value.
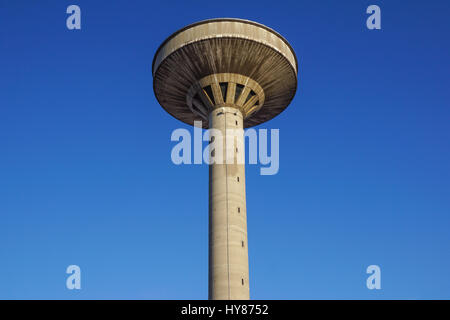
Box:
0;0;449;299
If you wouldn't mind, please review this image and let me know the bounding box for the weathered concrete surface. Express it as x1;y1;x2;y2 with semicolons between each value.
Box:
209;107;249;300
153;18;298;128
186;73;265;122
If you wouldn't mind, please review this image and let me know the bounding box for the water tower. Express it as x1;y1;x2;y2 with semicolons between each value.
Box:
152;18;298;299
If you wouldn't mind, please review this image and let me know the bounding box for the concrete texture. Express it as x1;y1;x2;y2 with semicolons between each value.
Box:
209;107;249;299
153;18;298;128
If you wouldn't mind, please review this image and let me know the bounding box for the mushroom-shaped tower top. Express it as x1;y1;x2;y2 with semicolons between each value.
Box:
152;18;298;128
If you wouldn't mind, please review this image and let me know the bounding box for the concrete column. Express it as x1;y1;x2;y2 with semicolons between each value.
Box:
208;106;249;300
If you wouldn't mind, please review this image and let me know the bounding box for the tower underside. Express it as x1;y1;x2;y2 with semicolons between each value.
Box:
152;19;298;129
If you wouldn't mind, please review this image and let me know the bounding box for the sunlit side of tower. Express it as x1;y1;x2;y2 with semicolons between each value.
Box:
152;18;298;299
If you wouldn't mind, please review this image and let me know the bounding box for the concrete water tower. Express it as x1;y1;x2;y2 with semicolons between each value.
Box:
152;18;298;300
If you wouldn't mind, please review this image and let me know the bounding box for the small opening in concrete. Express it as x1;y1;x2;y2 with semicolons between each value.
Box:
237;176;239;182
244;90;256;104
235;84;244;102
203;85;215;105
219;82;228;101
238;207;240;213
242;241;244;247
241;279;244;285
235;120;238;125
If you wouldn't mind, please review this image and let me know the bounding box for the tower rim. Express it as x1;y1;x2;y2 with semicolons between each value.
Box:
151;17;298;75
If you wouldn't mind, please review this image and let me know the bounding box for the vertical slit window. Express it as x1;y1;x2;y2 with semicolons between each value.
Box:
238;207;240;213
234;84;244;102
203;85;215;105
241;279;244;285
219;82;228;102
244;90;256;104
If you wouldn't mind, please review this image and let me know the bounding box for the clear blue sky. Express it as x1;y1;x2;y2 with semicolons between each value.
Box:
1;0;449;299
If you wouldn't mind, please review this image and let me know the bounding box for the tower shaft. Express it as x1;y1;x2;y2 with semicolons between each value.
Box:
209;107;249;300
